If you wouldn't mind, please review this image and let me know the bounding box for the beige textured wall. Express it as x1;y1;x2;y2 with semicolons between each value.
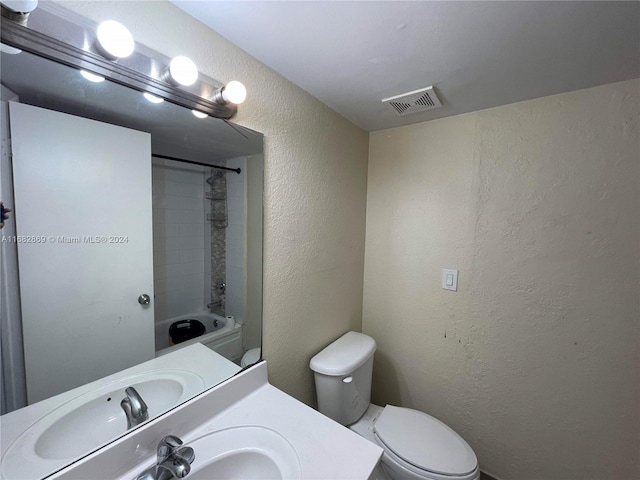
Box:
364;79;639;480
60;1;368;405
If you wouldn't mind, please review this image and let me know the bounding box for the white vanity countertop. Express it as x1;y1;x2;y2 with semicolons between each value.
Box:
184;382;384;479
51;361;383;480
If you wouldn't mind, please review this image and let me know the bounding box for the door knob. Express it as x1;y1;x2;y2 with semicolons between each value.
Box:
138;294;151;305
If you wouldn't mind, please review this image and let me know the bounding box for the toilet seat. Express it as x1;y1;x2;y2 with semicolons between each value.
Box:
373;405;478;478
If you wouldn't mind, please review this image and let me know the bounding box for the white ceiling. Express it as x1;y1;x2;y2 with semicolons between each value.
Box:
172;1;640;132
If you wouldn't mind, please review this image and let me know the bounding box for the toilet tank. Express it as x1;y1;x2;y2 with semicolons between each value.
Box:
310;331;376;426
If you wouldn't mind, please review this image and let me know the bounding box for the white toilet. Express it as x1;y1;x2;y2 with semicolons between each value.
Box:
241;347;261;367
310;331;480;480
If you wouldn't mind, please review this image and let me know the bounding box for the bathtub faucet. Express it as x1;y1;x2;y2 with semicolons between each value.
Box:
120;386;148;429
214;278;226;295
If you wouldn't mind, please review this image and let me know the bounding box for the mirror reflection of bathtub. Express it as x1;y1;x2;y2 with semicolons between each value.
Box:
155;311;243;363
1;0;263;413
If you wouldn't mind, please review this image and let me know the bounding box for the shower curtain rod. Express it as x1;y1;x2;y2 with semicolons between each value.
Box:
152;153;241;174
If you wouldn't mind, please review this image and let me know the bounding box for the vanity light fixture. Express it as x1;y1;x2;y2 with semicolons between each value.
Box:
143;92;164;104
95;20;134;60
1;4;239;119
192;110;208;119
80;70;105;83
165;55;198;87
212;80;247;105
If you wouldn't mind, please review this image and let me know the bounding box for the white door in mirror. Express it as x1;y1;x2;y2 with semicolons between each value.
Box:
10;102;155;403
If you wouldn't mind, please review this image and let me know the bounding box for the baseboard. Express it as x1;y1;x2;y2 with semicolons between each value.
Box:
480;471;500;480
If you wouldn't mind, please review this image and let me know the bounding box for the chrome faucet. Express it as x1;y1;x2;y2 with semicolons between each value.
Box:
120;386;149;429
136;435;196;480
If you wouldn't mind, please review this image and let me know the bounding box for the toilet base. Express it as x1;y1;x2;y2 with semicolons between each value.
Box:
349;403;385;442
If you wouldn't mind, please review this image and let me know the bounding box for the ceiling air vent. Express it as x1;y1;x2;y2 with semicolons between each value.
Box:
382;86;442;116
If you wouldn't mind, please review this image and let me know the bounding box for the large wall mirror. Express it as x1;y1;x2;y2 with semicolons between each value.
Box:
0;3;263;479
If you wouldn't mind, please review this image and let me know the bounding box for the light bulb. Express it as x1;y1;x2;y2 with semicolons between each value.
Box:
96;20;134;60
143;92;164;104
192;110;207;119
168;56;198;86
213;80;247;105
223;81;246;104
80;70;105;83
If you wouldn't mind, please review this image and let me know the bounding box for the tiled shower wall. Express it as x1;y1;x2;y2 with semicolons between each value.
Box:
224;156;246;321
208;164;227;316
152;157;211;325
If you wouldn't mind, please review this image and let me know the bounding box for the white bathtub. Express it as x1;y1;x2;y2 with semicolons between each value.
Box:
155;311;243;363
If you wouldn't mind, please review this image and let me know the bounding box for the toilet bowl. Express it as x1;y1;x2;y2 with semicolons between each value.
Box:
310;332;480;480
240;347;260;367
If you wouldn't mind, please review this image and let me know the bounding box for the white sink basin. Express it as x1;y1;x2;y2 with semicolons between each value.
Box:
185;426;302;480
2;369;205;473
35;373;202;459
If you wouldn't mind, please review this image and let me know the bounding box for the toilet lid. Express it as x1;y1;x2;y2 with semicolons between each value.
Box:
373;405;477;476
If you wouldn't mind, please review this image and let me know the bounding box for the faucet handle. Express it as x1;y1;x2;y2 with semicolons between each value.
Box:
135;437;194;480
157;455;191;479
156;443;195;480
157;435;183;463
177;446;195;464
